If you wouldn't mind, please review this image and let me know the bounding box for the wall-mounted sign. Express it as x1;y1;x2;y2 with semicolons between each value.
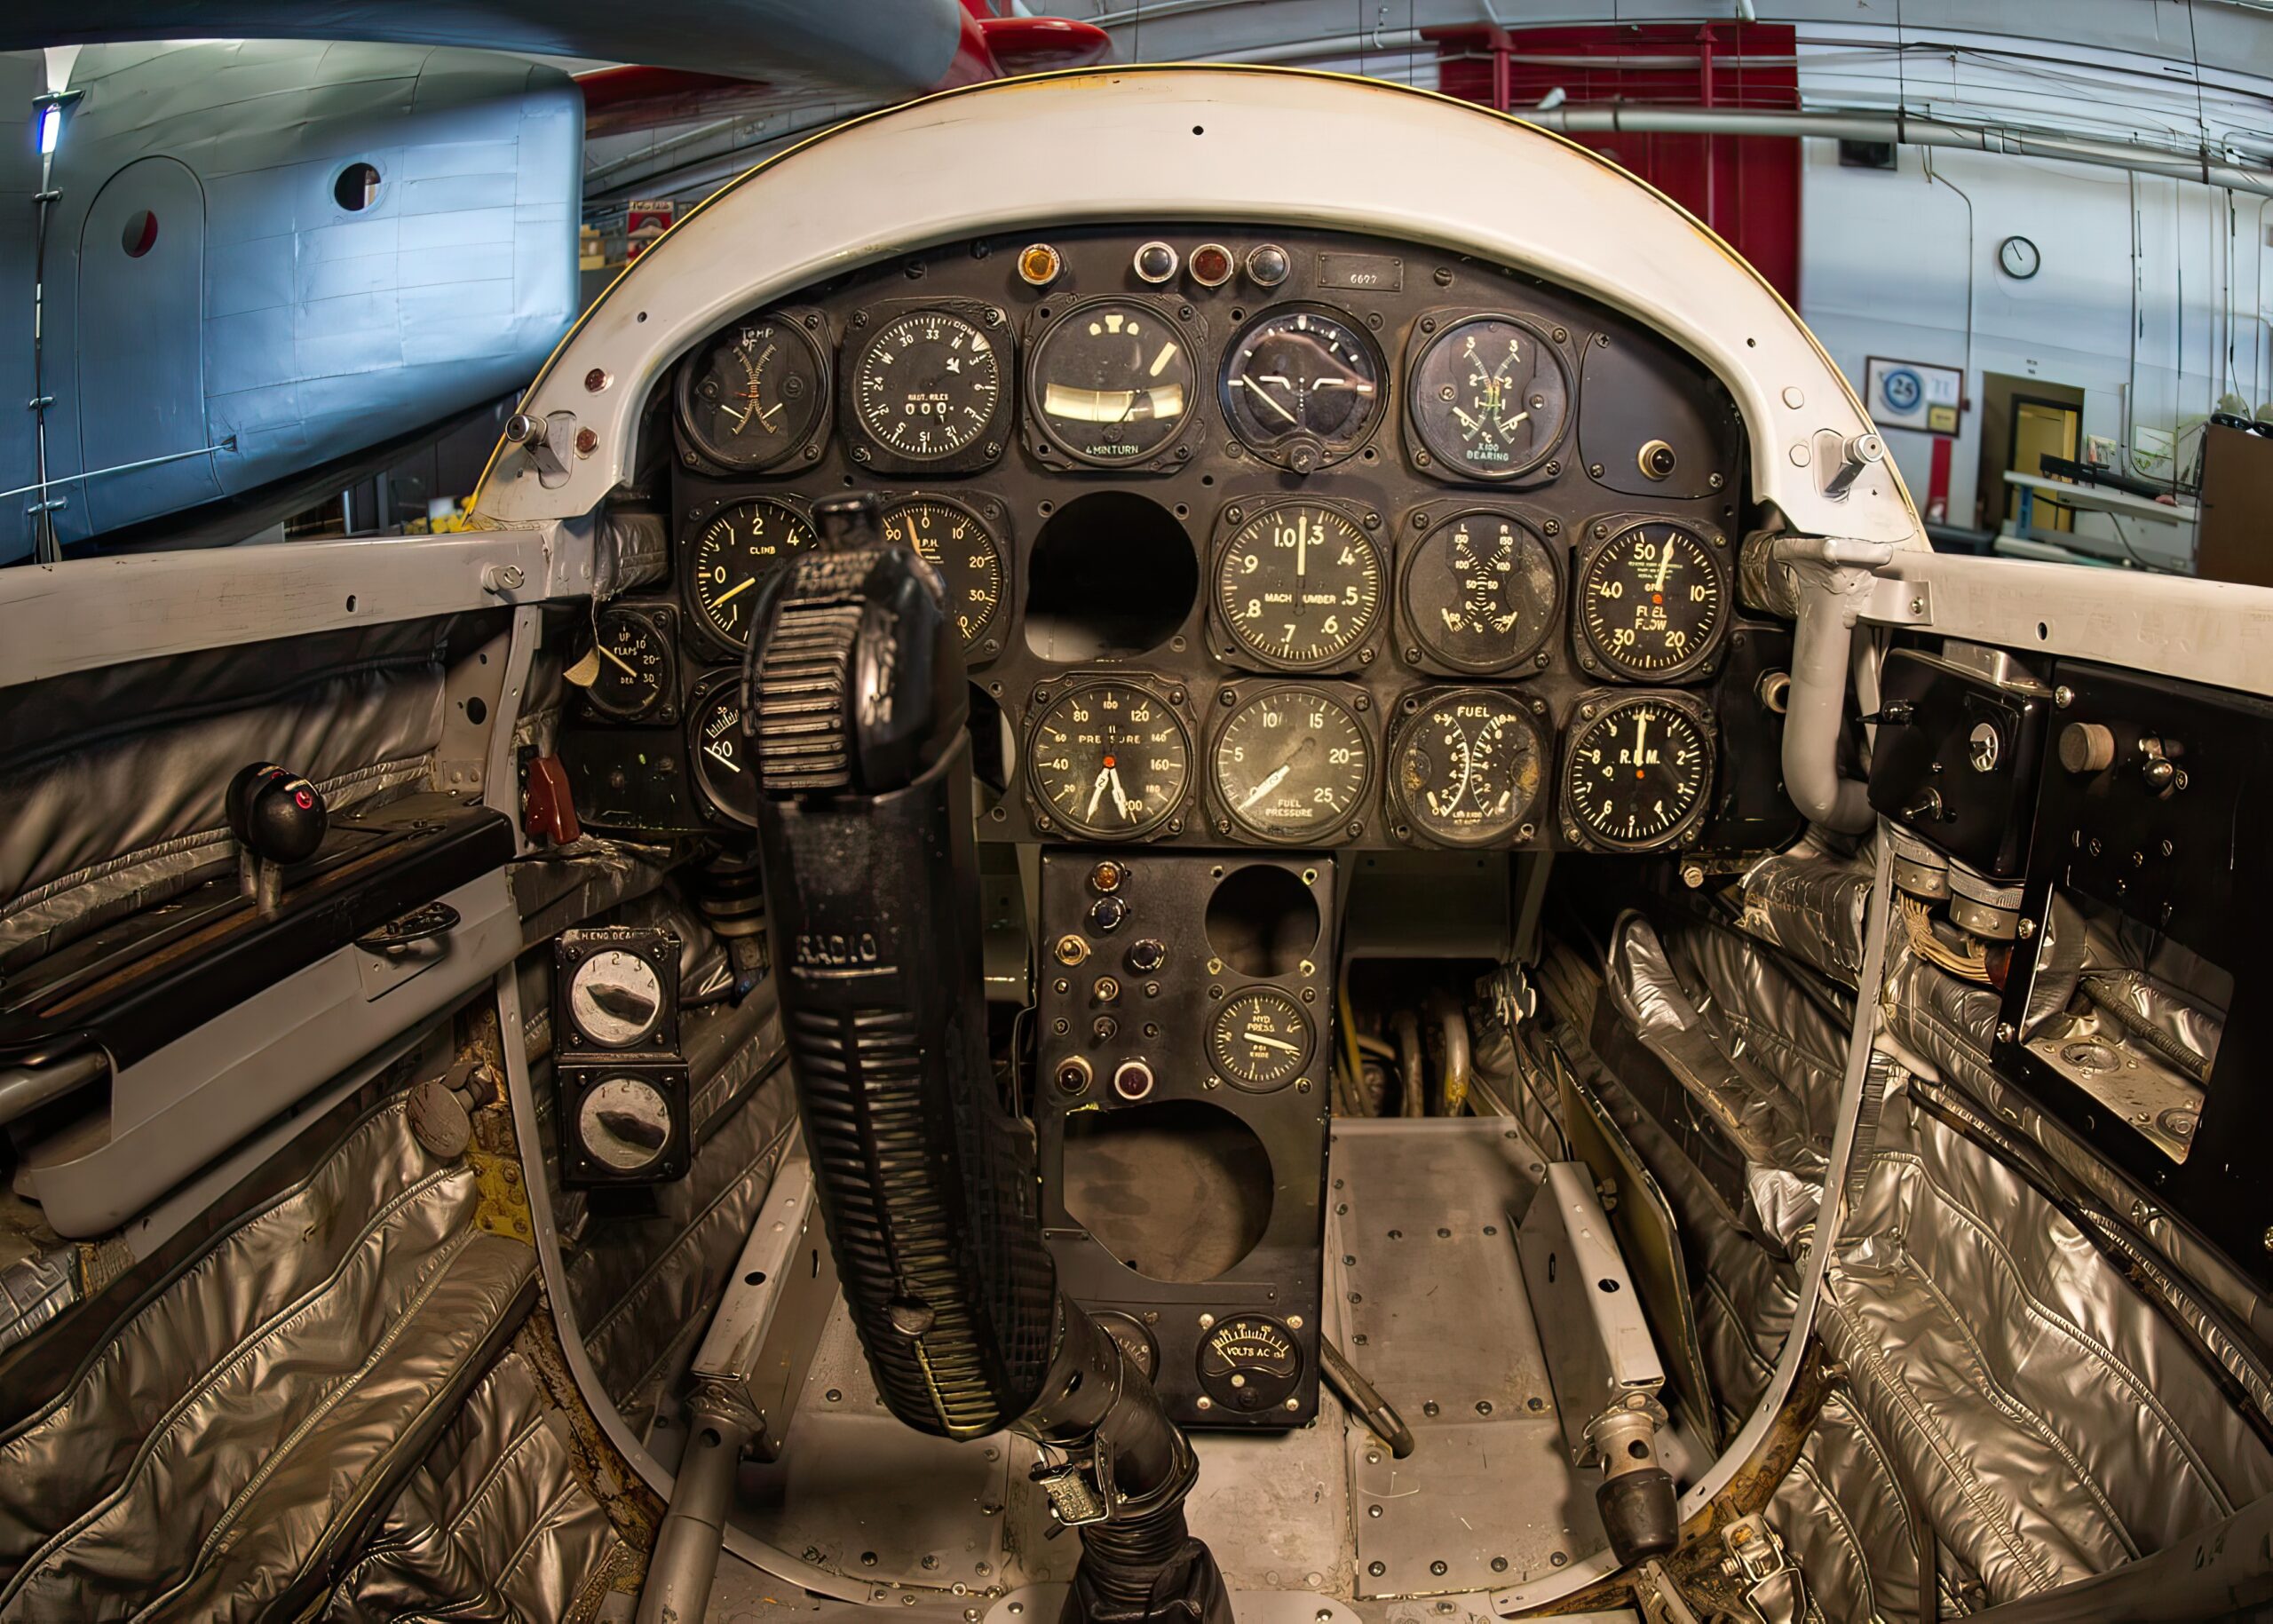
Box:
627;199;675;260
1865;356;1963;437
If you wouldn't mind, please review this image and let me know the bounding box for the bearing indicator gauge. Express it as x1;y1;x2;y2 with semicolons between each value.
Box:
1027;681;1192;841
1210;987;1314;1092
849;308;1005;462
1577;521;1728;681
1402;511;1560;673
1219;305;1385;471
1212;685;1371;842
1563;694;1713;850
881;496;1004;654
1408;315;1571;480
685;499;817;654
1216;503;1382;669
1390;688;1548;847
676;313;827;471
1030;300;1195;464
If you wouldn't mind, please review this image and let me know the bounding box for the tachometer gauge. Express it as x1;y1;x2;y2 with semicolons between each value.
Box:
685;499;817;655
674;311;828;471
1576;520;1729;682
686;673;760;828
1210;987;1314;1092
1214;502;1383;669
1401;510;1561;674
1027;680;1192;841
1390;688;1548;847
880;495;1005;657
1561;693;1714;851
1407;315;1571;480
847;307;1007;464
1212;685;1371;843
567;949;664;1049
1219;305;1385;472
1030;300;1196;465
581;605;677;722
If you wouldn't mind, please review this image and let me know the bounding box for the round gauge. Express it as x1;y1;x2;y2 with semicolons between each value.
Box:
687;676;760;828
1218;305;1385;471
1209;987;1314;1092
584;606;674;721
1027;681;1192;841
675;313;827;471
1402;511;1561;673
1408;316;1572;480
880;496;1004;656
1215;503;1383;669
1213;685;1371;843
1564;695;1714;851
1390;689;1548;847
577;1075;673;1173
1194;1313;1304;1414
1577;520;1728;681
1094;1311;1160;1382
685;499;817;655
849;308;1005;462
568;949;664;1049
1030;300;1196;464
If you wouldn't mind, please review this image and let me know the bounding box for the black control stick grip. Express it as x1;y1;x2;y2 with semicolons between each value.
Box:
226;763;328;865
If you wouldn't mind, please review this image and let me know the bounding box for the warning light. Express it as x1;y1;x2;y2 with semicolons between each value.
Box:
1018;242;1062;288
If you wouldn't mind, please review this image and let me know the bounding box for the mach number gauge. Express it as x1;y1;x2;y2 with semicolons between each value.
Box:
1576;520;1729;682
1407;314;1572;481
1390;688;1548;847
1215;503;1383;670
685;499;817;656
1210;987;1313;1092
1195;1314;1305;1414
675;311;828;471
881;496;1004;657
1561;693;1714;852
1027;681;1192;841
1212;685;1371;843
1402;511;1560;674
846;306;1008;470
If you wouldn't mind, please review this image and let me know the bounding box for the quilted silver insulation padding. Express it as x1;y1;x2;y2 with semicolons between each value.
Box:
0;1091;535;1620
1595;905;2273;1616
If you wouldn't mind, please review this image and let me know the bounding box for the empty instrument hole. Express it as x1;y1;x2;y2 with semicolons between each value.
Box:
1205;863;1319;977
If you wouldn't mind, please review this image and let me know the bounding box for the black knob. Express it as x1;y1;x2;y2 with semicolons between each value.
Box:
1128;939;1167;974
1133;241;1178;284
226;763;328;865
1089;896;1129;933
1245;243;1291;288
2140;756;2177;793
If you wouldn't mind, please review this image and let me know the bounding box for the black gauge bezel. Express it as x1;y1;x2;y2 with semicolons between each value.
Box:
1023;295;1207;471
1208;497;1388;675
684;668;761;830
1572;514;1732;685
581;602;680;725
839;297;1014;475
679;495;820;661
1556;688;1717;853
1396;505;1564;677
1385;685;1553;850
1216;302;1389;471
1021;673;1195;843
1207;681;1375;845
1209;986;1317;1093
878;491;1010;664
1402;310;1575;485
671;305;832;474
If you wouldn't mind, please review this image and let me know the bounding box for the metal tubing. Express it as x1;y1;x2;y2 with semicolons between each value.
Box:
0;1049;108;1128
637;1408;756;1624
1963;1489;2273;1622
1772;539;1894;834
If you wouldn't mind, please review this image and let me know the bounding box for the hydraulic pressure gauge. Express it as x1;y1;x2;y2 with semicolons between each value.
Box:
1211;685;1371;843
581;604;677;723
880;495;1005;658
1406;314;1572;481
675;311;828;471
1218;305;1385;472
1027;680;1192;841
1390;688;1548;848
1575;520;1730;683
1028;299;1197;465
1209;987;1314;1092
846;306;1009;467
1560;693;1715;852
566;949;665;1049
686;672;761;828
1400;510;1561;674
1214;502;1383;670
684;499;817;656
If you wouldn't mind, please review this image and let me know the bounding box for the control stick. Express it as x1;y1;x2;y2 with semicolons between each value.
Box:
226;762;326;915
740;495;1230;1624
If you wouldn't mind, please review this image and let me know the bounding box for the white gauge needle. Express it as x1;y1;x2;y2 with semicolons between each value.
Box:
703;741;741;772
599;644;640;677
1651;537;1676;593
1245;1033;1301;1054
1495;409;1530;434
711;577;756;607
1237;764;1292;811
755;400;786;428
1236;376;1300;425
1633;711;1649;767
1109;769;1135;821
1087;769;1111;820
721;403;752;429
1295;512;1308;580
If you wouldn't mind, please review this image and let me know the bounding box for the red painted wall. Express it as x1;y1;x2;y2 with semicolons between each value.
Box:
1431;24;1802;305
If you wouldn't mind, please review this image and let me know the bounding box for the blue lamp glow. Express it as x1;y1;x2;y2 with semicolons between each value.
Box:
36;102;61;155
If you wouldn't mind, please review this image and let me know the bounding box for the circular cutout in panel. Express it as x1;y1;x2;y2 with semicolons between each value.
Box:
1024;491;1197;661
121;210;159;258
334;162;382;211
1204;863;1320;978
1063;1099;1272;1282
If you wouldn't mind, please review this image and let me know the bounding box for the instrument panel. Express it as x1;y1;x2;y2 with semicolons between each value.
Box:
566;224;1778;856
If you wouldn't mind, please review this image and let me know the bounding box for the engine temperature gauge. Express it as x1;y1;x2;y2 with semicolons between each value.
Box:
686;673;760;829
675;312;828;471
1407;314;1572;480
1209;987;1313;1092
